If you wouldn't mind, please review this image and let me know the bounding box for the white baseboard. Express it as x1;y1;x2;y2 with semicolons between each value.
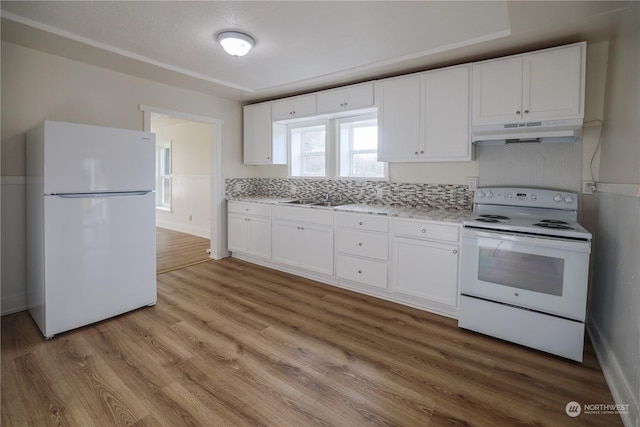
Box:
587;318;639;427
1;293;27;316
156;221;210;239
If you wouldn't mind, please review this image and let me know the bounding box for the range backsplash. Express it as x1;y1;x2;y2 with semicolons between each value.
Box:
225;178;472;210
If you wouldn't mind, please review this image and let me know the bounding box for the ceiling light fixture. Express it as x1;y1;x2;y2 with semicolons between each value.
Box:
217;31;255;57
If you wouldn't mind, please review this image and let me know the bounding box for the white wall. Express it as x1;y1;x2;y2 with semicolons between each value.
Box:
0;41;251;315
153;118;212;238
587;3;640;427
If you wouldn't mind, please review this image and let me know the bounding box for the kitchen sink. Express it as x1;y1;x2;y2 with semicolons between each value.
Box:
279;199;317;205
311;201;349;207
278;199;349;208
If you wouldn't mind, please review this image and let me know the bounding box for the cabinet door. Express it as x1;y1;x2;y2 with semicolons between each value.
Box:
391;237;459;307
272;221;301;267
244;103;277;164
423;66;471;160
523;44;584;121
299;224;334;275
228;214;249;253
272;95;317;120
472;57;523;125
248;217;271;260
376;76;421;162
317;84;374;114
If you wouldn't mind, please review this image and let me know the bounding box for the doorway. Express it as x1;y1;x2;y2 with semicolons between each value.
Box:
140;105;226;261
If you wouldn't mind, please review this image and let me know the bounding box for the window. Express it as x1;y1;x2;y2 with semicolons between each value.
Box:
156;139;172;210
287;112;387;180
338;115;385;178
289;121;327;177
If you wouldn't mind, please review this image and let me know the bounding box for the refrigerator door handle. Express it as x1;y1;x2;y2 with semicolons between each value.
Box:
54;191;152;198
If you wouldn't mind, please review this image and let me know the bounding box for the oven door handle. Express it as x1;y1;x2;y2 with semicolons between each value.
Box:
462;228;591;253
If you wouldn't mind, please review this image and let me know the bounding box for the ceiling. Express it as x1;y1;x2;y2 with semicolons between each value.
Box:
0;1;630;103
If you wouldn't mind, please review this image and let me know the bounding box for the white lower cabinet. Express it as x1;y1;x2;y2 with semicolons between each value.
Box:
227;202;272;260
390;219;460;309
272;206;334;276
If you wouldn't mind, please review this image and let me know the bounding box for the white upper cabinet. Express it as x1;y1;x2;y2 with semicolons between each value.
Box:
243;102;286;165
271;94;317;121
377;65;471;162
422;65;471;160
472;42;585;125
316;83;374;114
375;75;422;162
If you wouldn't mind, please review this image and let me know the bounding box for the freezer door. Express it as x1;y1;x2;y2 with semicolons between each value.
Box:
43;191;156;337
43;121;155;194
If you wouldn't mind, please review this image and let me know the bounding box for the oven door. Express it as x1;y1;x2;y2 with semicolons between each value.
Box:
461;228;590;321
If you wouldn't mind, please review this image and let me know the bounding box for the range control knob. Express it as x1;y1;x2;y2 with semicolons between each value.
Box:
564;195;574;204
553;193;564;203
485;190;494;198
476;190;485;198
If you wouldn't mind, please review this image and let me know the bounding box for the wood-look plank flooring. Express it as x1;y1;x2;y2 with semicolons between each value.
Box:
2;257;622;426
156;227;210;274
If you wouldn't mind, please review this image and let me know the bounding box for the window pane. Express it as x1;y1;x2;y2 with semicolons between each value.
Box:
302;131;325;153
352;126;377;150
161;147;171;175
303;155;325;176
162;177;171;205
352;153;384;176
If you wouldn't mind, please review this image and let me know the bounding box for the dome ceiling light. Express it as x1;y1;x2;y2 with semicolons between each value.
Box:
217;31;255;57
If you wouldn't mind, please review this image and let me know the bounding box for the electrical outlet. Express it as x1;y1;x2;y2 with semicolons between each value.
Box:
376;187;384;198
291;184;297;195
582;180;596;195
467;176;479;191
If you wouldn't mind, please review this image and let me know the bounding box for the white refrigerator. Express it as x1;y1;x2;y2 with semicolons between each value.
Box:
26;120;157;338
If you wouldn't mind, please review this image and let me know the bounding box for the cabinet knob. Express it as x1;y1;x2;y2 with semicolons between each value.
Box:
358;242;363;246
524;110;529;114
300;226;304;230
453;249;458;254
420;150;424;154
516;110;521;115
421;229;426;233
359;222;363;226
358;270;362;274
267;156;270;160
415;151;419;155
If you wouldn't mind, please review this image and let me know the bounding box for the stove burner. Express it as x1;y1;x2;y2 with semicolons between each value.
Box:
539;219;569;225
479;214;510;220
534;222;576;230
475;217;502;223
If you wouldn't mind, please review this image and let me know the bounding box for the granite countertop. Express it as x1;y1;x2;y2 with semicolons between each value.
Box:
227;197;470;224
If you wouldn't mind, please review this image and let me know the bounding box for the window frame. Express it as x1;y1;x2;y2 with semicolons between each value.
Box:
335;113;387;180
287;119;329;179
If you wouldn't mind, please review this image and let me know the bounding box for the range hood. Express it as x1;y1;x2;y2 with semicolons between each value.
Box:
472;118;583;145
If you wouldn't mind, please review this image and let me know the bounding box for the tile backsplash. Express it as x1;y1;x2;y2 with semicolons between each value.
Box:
225;178;472;210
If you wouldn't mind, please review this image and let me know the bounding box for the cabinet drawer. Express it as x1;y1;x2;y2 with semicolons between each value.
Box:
391;219;459;243
335;229;388;260
337;255;388;289
335;213;388;232
228;202;271;217
272;206;334;226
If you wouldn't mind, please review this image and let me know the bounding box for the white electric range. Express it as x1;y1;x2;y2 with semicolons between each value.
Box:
458;187;592;362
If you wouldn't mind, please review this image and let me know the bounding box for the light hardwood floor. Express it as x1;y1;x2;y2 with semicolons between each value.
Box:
156;227;211;274
2;257;621;426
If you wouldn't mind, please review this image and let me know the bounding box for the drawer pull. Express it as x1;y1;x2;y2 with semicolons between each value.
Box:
421;229;427;233
359;221;363;226
358;242;363;246
453;249;458;254
358;270;362;274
